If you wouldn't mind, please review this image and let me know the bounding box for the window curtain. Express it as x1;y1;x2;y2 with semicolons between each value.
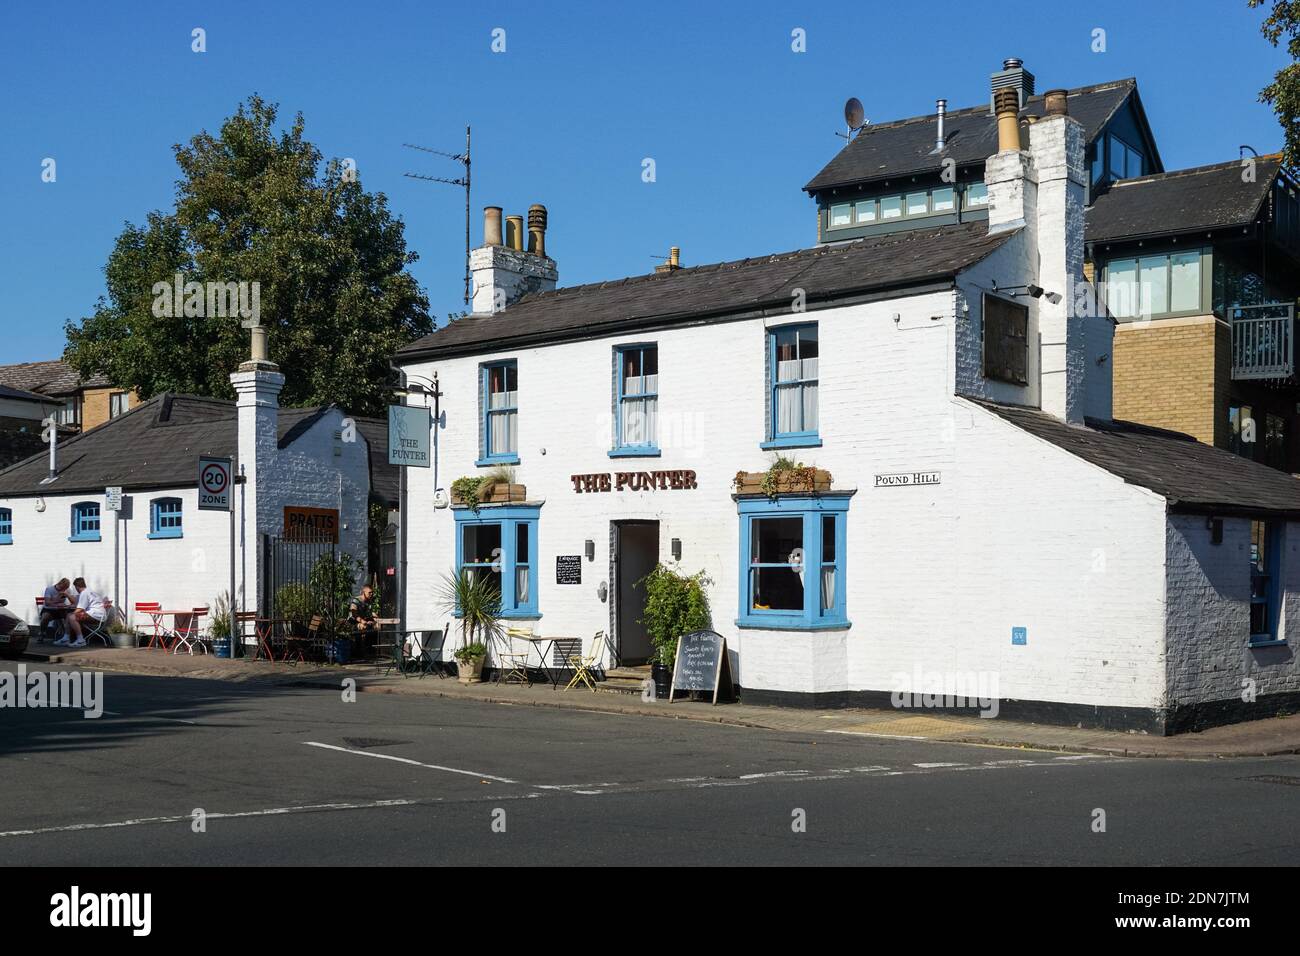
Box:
776;357;817;433
489;386;517;455
620;372;658;445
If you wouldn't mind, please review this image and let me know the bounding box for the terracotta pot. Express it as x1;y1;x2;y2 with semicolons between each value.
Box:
457;654;486;684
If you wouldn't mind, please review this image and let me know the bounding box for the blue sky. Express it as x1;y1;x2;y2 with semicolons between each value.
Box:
0;0;1289;363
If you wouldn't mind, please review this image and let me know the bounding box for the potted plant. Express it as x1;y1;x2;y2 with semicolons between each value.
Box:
451;466;527;510
275;582;314;636
734;457;832;497
308;552;362;664
437;569;503;683
638;564;713;699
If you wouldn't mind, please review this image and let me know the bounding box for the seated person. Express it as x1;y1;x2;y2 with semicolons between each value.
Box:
61;577;108;648
348;585;377;648
40;578;76;637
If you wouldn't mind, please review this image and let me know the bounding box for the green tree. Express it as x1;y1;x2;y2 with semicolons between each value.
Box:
65;95;431;415
1251;0;1300;166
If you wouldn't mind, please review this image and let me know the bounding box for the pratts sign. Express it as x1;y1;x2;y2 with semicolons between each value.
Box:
284;506;339;543
570;470;698;493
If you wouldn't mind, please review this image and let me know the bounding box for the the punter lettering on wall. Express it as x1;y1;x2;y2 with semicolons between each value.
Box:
569;470;698;493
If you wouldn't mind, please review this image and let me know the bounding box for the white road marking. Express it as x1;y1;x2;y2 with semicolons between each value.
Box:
738;770;810;779
825;730;930;740
0;799;421;839
303;741;519;784
914;762;966;768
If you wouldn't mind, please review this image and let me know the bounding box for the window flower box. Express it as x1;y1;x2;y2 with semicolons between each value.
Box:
733;468;831;496
451;481;527;506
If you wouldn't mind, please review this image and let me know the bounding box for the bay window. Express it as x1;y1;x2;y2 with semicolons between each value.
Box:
737;495;849;629
454;505;540;618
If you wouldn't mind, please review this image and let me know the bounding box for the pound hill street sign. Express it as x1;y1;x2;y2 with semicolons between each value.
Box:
198;456;233;511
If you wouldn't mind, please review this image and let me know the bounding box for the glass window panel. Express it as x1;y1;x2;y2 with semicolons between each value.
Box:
1106;259;1138;319
830;203;852;227
1169;252;1201;312
1108;136;1126;178
820;568;836;613
822;515;836;564
965;183;988;207
931;187;955;212
1125;144;1143;178
753;517;803;565
516;522;528;563
463;524;502;565
774;327;800;381
855;200;877;222
642;345;658;378
798;326;818;362
515;566;530;605
752;566;804;611
1138;255;1169;316
1090;146;1104;185
880;195;903;219
906;192;928;216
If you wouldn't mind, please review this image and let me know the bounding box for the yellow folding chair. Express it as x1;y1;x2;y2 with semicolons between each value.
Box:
565;630;604;692
499;625;534;686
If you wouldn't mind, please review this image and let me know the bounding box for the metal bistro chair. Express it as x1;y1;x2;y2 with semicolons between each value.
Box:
371;617;401;673
80;601;118;648
282;616;318;665
499;625;535;686
565;630;606;692
172;607;209;655
418;625;450;679
234;611;271;661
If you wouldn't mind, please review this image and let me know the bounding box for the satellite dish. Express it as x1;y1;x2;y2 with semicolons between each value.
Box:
844;97;865;130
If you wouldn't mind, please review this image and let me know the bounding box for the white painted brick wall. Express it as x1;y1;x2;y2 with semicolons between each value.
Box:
399;288;1169;710
0;409;371;627
1165;514;1300;705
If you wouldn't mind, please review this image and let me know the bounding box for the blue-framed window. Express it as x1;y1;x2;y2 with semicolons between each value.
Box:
1250;519;1286;645
478;360;519;465
70;501;101;542
764;324;820;450
737;494;849;629
612;344;659;456
0;508;11;545
149;497;183;539
454;505;540;618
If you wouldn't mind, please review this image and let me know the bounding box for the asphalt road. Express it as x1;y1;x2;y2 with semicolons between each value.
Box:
2;662;1298;866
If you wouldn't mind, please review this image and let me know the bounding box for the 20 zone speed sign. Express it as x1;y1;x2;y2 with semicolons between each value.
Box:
198;456;233;512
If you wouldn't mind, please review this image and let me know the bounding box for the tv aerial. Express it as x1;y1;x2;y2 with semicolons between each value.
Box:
837;97;867;141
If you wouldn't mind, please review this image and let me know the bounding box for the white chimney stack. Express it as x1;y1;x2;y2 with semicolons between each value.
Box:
471;204;557;314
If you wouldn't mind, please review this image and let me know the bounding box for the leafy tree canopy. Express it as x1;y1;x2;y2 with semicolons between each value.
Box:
1251;0;1300;166
65;95;431;415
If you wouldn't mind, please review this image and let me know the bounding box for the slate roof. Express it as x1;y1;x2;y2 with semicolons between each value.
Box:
0;393;399;504
0;359;111;396
1086;156;1283;244
976;400;1300;516
398;222;1017;360
805;80;1148;194
0;384;54;405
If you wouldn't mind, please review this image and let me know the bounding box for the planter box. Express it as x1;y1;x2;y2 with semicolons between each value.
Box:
452;482;527;506
733;469;832;496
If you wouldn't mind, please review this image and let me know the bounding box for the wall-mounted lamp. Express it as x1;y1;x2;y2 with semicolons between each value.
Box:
671;537;682;561
1207;517;1223;545
597;581;608;602
892;312;901;325
585;539;595;561
995;281;1063;305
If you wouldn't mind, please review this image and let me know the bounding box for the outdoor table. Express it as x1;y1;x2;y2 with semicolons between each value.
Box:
520;635;563;689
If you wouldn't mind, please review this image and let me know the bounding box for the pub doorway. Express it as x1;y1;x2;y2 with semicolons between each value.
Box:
611;520;659;665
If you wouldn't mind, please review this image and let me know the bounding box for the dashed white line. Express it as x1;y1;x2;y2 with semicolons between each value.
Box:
914;762;966;769
0;799;422;839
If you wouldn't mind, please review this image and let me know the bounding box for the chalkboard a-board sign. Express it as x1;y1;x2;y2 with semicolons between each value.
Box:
555;555;582;585
669;629;734;704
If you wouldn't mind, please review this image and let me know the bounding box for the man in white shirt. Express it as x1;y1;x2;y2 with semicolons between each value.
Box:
65;577;107;648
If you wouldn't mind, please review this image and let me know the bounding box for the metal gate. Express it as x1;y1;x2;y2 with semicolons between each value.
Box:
260;532;344;622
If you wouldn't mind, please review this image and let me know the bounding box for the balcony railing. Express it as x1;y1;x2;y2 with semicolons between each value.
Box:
1231;303;1295;381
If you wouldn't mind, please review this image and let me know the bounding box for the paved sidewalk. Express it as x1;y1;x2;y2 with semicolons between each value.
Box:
18;643;1300;758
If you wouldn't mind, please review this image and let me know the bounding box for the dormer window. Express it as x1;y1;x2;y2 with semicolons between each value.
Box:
830;203;852;227
1107;134;1144;181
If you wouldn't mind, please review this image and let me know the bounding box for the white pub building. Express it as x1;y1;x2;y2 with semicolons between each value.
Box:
395;70;1300;733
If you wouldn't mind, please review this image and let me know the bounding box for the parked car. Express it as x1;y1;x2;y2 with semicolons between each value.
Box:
0;599;30;657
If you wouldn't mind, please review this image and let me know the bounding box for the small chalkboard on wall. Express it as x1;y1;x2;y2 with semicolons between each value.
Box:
555;555;582;585
668;630;734;704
